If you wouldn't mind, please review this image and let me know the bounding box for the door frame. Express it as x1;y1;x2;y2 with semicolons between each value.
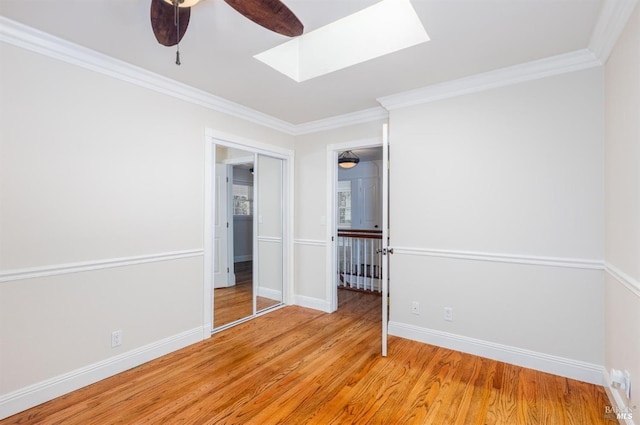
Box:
204;128;294;337
326;137;383;314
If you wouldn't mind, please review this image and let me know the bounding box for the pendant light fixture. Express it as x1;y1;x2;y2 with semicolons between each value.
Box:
163;0;202;7
338;150;360;169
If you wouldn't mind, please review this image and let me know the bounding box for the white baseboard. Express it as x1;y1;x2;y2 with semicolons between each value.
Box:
294;295;332;313
603;369;637;425
0;327;204;420
233;255;253;262
388;321;604;385
257;287;282;301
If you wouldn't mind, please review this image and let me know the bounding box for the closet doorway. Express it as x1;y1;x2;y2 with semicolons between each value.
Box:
206;136;289;332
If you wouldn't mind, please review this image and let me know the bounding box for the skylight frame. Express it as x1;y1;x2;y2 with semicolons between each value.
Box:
254;0;430;82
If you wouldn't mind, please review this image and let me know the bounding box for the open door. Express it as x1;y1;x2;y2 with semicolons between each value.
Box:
381;123;390;356
214;164;232;288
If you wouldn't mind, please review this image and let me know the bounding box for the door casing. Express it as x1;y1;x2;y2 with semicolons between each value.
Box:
326;137;384;314
204;128;294;337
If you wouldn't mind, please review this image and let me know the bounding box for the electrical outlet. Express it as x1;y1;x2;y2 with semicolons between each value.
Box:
611;368;632;399
411;301;420;315
624;370;632;399
111;330;122;348
444;307;453;321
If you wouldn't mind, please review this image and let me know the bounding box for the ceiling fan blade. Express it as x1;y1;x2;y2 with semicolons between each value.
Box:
224;0;303;37
150;0;191;47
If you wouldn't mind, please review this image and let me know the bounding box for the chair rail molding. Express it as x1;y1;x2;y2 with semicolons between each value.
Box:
605;261;640;297
294;239;326;247
392;247;603;271
0;250;204;283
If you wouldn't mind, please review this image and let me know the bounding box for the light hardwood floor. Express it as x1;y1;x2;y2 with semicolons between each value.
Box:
214;261;281;328
2;290;616;424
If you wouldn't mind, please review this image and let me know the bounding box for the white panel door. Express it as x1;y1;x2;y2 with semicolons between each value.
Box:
381;124;390;356
359;177;380;230
214;164;230;288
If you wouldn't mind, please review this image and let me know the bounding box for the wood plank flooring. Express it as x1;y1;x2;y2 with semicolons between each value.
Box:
214;261;280;328
2;290;616;424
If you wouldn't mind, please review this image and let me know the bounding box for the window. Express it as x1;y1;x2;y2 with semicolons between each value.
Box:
233;184;253;216
338;180;351;227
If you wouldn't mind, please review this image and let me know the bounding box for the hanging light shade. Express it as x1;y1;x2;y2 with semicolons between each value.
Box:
338;150;360;169
163;0;202;7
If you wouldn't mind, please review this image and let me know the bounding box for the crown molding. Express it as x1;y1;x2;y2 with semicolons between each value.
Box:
292;107;388;136
377;49;602;111
589;0;639;63
0;16;298;135
2;0;635;136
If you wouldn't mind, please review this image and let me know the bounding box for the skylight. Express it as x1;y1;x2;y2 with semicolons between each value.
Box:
254;0;430;82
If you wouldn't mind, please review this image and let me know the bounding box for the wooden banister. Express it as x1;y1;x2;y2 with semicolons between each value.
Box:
337;229;382;239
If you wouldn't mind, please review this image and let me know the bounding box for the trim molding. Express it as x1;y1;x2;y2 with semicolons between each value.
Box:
377;49;602;111
393;246;603;270
3;3;634;136
2;0;636;137
589;0;639;63
605;262;640;297
257;236;282;244
294;295;331;313
257;287;282;301
292;107;389;136
234;255;253;262
388;321;604;386
0;250;204;283
0;16;297;135
0;17;386;136
0;326;204;420
294;239;326;247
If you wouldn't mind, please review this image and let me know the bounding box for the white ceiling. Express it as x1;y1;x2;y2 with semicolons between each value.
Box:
0;0;605;125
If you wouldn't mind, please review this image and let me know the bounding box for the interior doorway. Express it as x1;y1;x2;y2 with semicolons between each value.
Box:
327;126;390;357
327;140;383;314
335;147;384;295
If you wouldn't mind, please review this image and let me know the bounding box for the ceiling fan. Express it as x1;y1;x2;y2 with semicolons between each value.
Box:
150;0;303;64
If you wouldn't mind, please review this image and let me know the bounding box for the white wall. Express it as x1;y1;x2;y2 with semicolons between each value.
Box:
0;41;293;418
294;123;385;309
604;2;640;413
387;67;606;383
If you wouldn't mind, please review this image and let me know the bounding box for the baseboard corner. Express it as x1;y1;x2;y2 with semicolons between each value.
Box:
388;321;605;386
294;295;332;313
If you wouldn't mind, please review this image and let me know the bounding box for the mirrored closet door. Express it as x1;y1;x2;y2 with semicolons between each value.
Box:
212;145;284;330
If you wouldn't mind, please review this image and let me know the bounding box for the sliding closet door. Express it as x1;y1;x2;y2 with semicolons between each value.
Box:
210;141;286;332
256;155;284;312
